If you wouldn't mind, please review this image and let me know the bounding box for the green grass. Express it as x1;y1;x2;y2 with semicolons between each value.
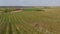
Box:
0;8;60;34
23;8;44;11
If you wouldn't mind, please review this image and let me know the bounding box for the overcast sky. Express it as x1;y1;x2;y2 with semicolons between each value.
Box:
0;0;60;6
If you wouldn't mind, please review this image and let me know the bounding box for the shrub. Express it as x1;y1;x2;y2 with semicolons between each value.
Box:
36;9;45;11
3;9;12;13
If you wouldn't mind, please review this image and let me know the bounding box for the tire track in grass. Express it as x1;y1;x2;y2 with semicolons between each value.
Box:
5;14;10;34
11;14;21;34
5;23;9;34
3;14;10;34
14;14;37;34
1;14;9;34
0;14;5;34
8;14;13;34
1;22;8;34
0;14;6;25
9;23;12;34
12;23;21;34
9;14;21;34
13;14;32;34
0;15;3;24
9;14;17;34
0;14;8;34
0;22;6;34
13;14;30;34
12;14;29;34
12;13;37;34
19;16;37;34
12;15;30;34
18;14;39;34
11;23;17;34
0;15;5;28
12;15;25;34
2;14;12;34
10;14;16;34
18;12;49;34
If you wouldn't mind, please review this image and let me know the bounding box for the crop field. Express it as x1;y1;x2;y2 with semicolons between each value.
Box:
0;7;60;34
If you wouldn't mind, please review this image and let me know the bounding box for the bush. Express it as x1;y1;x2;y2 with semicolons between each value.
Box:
36;9;44;11
3;9;12;13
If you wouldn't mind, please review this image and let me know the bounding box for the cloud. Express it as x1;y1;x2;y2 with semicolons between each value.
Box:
23;0;60;6
0;0;60;6
0;0;23;6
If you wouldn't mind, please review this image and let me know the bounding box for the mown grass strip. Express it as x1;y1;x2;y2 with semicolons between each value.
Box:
13;23;21;34
12;14;21;34
2;23;8;34
5;23;9;34
12;14;29;34
0;14;6;24
9;23;12;34
0;14;6;34
14;14;37;34
10;14;21;34
0;14;8;34
14;15;28;34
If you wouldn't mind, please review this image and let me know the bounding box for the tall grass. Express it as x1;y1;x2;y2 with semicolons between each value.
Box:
0;8;60;34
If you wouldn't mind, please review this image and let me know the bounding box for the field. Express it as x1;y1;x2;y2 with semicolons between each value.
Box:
0;7;60;34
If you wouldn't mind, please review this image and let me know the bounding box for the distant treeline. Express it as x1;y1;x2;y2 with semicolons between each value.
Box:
0;6;23;8
0;6;60;8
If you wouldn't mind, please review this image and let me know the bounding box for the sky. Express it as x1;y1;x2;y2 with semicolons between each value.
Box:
0;0;60;6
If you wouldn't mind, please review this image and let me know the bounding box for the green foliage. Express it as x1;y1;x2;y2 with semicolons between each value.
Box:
3;9;11;13
23;8;45;12
0;11;60;34
0;8;60;34
1;8;16;13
